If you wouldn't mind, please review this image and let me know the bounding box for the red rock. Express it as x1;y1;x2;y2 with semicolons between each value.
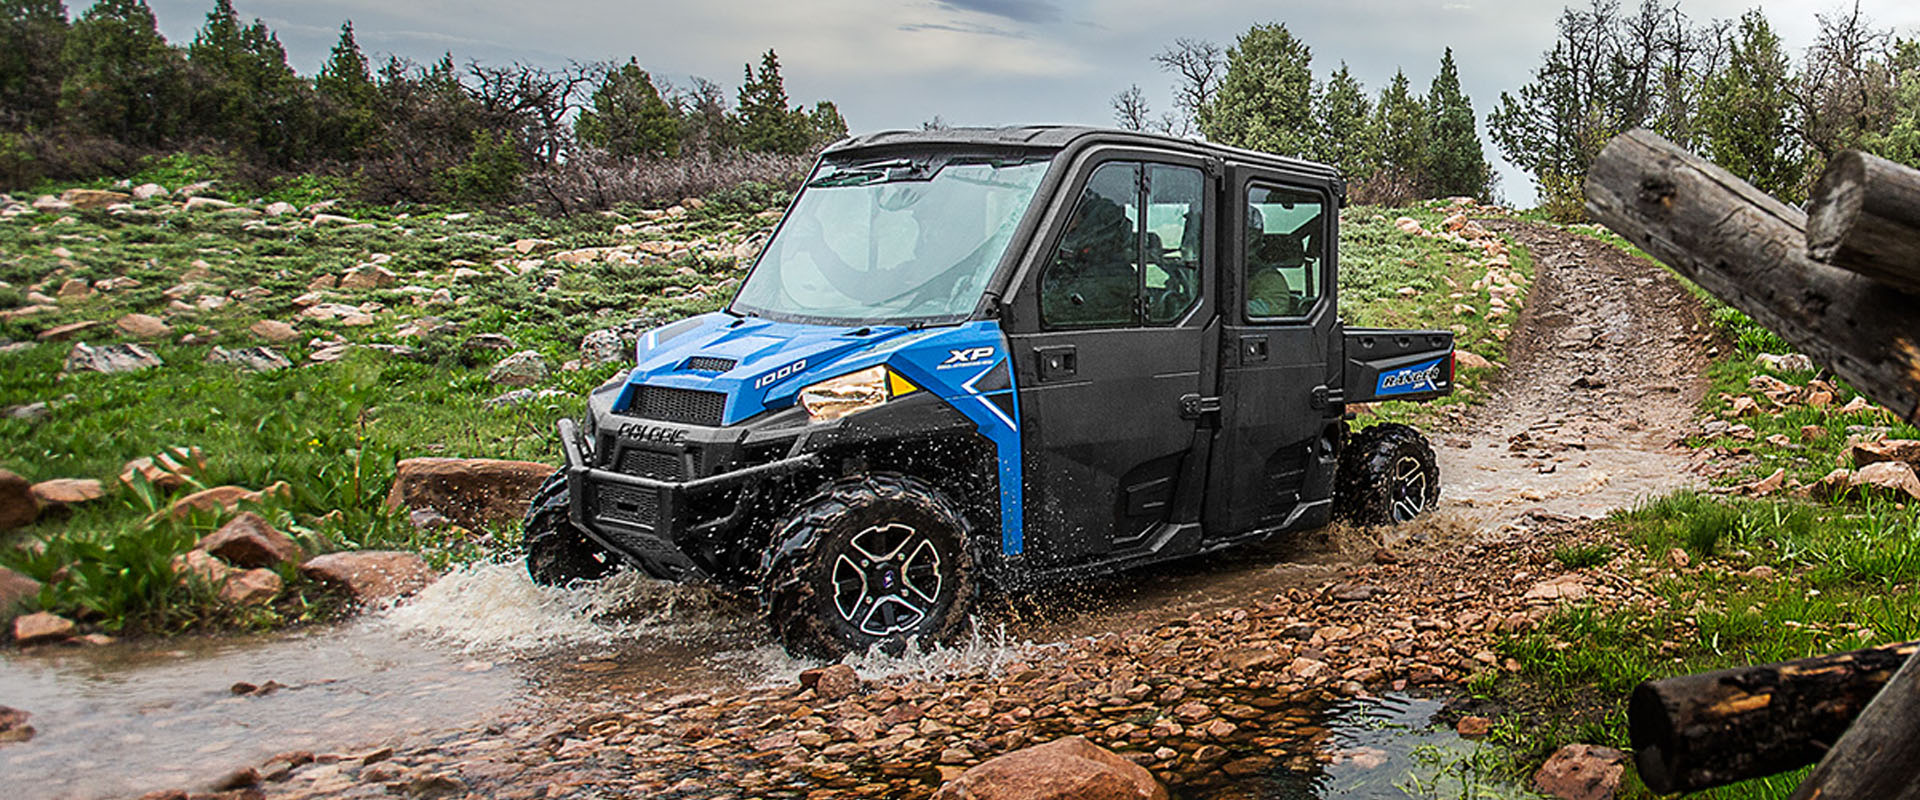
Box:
197;512;299;567
249;319;300;342
814;664;860;701
12;611;74;645
30;478;104;508
1456;715;1492;736
0;469;34;530
220;568;283;606
115;313;172;338
1850;439;1920;471
300;551;437;604
171;549;236;585
384;458;553;532
1532;744;1627;800
931;736;1168;800
168;482;290;519
119;446;205;491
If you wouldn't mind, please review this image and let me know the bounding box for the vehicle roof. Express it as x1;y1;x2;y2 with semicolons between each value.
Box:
823;125;1343;182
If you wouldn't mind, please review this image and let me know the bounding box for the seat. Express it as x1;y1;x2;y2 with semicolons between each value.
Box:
1247;267;1293;317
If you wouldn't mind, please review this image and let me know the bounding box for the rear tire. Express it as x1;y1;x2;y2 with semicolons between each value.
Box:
764;474;975;659
1335;423;1440;525
524;470;618;586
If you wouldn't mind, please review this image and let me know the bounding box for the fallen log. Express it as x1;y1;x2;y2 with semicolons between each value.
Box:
1585;129;1920;424
1788;648;1920;800
1628;640;1917;793
1807;149;1920;296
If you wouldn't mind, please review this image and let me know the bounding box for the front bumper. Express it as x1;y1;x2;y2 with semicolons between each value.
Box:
556;417;821;581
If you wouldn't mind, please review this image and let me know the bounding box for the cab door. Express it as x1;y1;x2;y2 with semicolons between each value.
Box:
1004;155;1216;565
1203;168;1344;537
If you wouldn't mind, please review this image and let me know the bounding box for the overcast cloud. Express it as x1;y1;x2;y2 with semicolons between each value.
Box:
138;0;1920;206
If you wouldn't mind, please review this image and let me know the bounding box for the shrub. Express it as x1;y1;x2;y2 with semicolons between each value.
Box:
442;129;525;204
523;147;810;214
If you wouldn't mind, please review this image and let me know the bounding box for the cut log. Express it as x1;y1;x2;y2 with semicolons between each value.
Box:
1628;640;1917;793
1585;129;1920;424
1788;650;1920;800
1807;149;1920;296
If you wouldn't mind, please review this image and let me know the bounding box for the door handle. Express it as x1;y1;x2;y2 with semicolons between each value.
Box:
1241;335;1269;364
1035;345;1077;381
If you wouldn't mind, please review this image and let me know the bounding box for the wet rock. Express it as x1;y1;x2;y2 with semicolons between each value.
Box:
220;569;283;606
0;706;33;744
300;551;437;603
813;664;860;701
488;350;550;386
168;482;290;519
12;611;74;645
1455;715;1492;736
0;468;34;530
249;319;299;342
198;512;300;567
931;735;1168;800
120;446;204;491
214;766;261;790
1532;744;1627;800
384;457;553;532
30;477;104;509
64;341;162;374
404;772;468;798
115;313;172;339
206;345;292;372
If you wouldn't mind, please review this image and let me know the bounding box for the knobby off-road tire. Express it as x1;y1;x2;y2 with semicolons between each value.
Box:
1335;423;1441;526
764;473;976;659
524;470;619;586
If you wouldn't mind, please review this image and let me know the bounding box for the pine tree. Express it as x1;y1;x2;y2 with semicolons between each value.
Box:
315;22;377;157
575;59;681;159
1311;63;1374;179
1698;10;1804;202
186;0;311;161
735;50;812;155
1424;48;1492;199
1200;23;1315;157
1373;70;1427;182
808;100;848;146
59;0;189;146
0;0;70;132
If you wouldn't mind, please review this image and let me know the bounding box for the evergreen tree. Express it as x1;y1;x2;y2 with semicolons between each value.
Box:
1200;23;1315;157
186;0;311;162
1424;48;1492;199
1372;70;1427;183
314;21;377;157
736;50;812;155
575;59;681;159
59;0;189;146
0;0;70;132
1698;10;1804;202
1311;63;1374;179
1862;39;1920;167
808;100;848;146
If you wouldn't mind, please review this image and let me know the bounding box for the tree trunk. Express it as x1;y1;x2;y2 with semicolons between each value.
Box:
1584;129;1920;425
1806;149;1920;296
1629;640;1918;793
1788;649;1920;800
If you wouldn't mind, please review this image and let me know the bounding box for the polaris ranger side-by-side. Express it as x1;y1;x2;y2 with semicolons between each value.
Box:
525;126;1455;657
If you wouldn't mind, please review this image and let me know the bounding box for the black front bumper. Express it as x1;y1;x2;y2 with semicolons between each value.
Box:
557;418;821;581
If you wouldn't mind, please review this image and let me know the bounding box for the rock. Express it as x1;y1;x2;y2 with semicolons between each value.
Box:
1847;461;1920;501
0;469;34;530
64;341;162;374
383;457;553;532
1745;565;1777;581
12;611;74;645
205;346;292;372
131;183;168;200
1456;716;1492;736
403;773;468;798
339;265;397;289
171;549;235;584
1741;468;1786;497
1667;548;1691;568
310;213;357;227
175;180;216;197
482;388;569;408
0;705;32;743
1454;351;1494;369
213;766;261;790
198;512;299;567
1840;396;1876;415
0;567;40;626
464;333;515;351
184;196;236;212
120;446;205;491
1849;439;1920;471
813;663;860;700
219;568;283;606
511;238;557;255
115;313;172;338
300;551;437;603
167;482;291;519
56;277;93;300
263;201;297;217
30;196;71;213
488;350;550;386
38;320;101;341
30;478;103;509
1755;352;1815;373
60;188;128;209
1532;744;1627;800
6;402;50;421
249;319;299;342
580;328;627;364
931;736;1168;800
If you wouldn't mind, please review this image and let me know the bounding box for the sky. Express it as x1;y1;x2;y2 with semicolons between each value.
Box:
135;0;1920;207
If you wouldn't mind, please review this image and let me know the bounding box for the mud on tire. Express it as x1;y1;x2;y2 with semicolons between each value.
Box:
763;473;976;659
1334;423;1440;526
523;470;619;586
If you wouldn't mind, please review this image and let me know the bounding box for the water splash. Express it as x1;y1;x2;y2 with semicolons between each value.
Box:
712;624;1057;689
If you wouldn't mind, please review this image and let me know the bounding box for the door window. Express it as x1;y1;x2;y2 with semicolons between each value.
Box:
1145;164;1204;324
1244;184;1326;320
1041;161;1207;328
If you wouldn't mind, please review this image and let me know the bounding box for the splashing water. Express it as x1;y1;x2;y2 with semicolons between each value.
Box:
711;624;1058;689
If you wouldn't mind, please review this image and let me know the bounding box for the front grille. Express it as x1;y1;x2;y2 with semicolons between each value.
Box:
593;483;659;527
618;448;685;481
626;385;726;426
683;356;737;372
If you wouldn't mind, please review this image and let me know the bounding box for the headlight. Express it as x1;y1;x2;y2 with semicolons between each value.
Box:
799;366;900;422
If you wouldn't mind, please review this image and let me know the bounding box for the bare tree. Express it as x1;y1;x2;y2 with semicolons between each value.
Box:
1795;1;1895;162
464;60;595;167
1152;38;1223;136
1112;84;1151;131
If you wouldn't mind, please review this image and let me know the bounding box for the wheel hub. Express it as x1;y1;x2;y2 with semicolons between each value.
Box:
832;523;943;637
1390;455;1429;522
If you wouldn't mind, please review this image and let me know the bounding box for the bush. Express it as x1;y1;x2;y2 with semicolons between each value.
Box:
523;147;810;214
442;130;525;205
1537;170;1587;223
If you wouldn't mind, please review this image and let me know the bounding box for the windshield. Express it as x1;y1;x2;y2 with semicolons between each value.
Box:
731;156;1052;325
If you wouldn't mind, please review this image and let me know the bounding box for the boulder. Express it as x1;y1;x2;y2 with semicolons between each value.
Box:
384;457;552;532
120;446;205;491
30;478;103;509
1531;744;1627;800
931;736;1168;800
205;346;291;372
0;567;40;626
197;512;299;568
115;313;172;339
219;568;283;606
1849;439;1920;471
1850;461;1920;501
488;350;550;386
12;611;74;645
580;328;626;364
310;213;356;227
0;469;34;530
64;341;162;374
248;319;299;342
810;663;860;701
168;482;291;519
300;551;436;603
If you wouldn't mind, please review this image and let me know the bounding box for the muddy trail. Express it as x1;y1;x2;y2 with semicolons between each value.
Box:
2;221;1716;800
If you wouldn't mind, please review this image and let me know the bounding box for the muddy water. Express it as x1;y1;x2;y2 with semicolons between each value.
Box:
1245;694;1544;800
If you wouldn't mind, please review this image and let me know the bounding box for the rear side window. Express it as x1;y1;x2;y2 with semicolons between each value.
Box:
1244;184;1326;320
1040;161;1206;328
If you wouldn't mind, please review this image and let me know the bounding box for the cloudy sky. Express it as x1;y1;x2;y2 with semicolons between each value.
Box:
139;0;1920;205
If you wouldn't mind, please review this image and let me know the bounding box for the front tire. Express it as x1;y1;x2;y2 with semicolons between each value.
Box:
524;470;618;586
1335;423;1440;525
764;474;975;659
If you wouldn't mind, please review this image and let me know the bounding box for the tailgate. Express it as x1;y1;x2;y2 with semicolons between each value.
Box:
1343;327;1456;404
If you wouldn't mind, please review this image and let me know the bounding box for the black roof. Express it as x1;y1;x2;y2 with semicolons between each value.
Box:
822;125;1342;182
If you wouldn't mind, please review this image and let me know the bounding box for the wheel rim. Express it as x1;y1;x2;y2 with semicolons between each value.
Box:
831;522;943;637
1390;455;1429;522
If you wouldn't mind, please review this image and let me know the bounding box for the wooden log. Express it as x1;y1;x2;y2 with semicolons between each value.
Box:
1629;640;1918;793
1789;650;1920;800
1807;150;1920;296
1585;129;1920;425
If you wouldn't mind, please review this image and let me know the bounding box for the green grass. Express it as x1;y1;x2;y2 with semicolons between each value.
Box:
1550;542;1615;570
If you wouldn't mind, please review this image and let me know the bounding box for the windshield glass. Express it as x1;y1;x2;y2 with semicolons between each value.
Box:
731;156;1052;325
